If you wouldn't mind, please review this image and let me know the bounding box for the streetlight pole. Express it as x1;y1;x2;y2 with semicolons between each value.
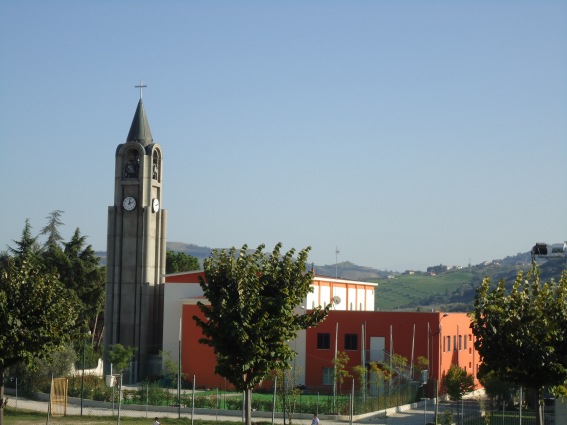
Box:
435;313;449;425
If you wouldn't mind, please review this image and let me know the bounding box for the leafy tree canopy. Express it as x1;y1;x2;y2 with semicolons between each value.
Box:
166;250;200;274
108;344;135;373
193;243;331;425
0;257;78;423
445;364;475;401
471;265;567;425
9;214;105;347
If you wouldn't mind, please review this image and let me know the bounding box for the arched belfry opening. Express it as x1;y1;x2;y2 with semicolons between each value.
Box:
124;149;140;179
152;150;161;182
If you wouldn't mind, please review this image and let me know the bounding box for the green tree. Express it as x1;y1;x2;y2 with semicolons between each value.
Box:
40;210;65;249
193;243;331;425
368;362;389;395
0;257;78;425
414;355;429;381
478;370;515;411
57;228;105;344
471;266;567;425
445;364;475;401
8;219;41;262
159;350;186;388
166;250;200;274
333;351;351;395
12;344;78;394
353;364;367;397
10;216;105;349
108;344;135;373
274;366;303;425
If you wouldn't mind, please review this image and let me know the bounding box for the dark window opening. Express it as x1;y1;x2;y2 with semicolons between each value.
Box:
317;333;331;349
344;333;358;350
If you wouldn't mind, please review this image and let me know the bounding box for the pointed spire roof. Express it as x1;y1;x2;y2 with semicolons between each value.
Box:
126;99;153;146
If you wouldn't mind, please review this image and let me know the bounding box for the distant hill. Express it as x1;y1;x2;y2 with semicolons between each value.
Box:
373;253;566;312
165;242;393;279
166;242;216;263
97;242;566;312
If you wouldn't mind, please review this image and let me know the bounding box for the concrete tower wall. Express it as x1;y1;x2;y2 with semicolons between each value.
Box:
105;99;166;383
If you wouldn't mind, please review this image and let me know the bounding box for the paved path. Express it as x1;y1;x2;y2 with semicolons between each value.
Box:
8;394;458;425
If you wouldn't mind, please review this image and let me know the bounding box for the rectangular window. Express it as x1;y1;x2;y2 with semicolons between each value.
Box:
344;334;358;350
453;335;457;350
458;335;462;350
322;367;334;385
464;336;468;349
317;333;331;349
443;336;446;352
447;336;451;351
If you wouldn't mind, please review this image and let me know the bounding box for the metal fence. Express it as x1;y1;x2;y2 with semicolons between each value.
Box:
4;376;555;425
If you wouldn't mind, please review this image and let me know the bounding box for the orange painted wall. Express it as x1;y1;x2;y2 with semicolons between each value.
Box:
304;311;479;391
177;308;479;392
181;303;233;390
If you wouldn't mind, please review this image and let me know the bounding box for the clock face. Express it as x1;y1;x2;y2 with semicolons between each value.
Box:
152;198;160;213
123;196;136;211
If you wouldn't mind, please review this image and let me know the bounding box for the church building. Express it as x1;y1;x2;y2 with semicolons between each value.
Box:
104;89;167;382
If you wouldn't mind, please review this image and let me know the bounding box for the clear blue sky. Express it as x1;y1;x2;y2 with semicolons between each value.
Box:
1;1;565;272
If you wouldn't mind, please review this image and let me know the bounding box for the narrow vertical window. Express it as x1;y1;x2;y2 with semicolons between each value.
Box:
317;333;331;349
344;334;358;350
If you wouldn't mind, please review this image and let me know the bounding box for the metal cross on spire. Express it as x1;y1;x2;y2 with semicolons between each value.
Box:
135;80;147;99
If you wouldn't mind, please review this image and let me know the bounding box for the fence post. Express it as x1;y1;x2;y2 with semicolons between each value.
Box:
349;378;354;425
117;373;122;425
272;376;277;425
191;375;195;425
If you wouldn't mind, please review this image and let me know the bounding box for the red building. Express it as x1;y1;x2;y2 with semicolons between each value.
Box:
163;271;480;394
304;310;479;394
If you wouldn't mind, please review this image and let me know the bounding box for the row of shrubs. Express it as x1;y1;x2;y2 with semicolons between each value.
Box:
7;373;420;415
64;376;420;415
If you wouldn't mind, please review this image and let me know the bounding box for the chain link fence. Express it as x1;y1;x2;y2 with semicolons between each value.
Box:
3;375;556;425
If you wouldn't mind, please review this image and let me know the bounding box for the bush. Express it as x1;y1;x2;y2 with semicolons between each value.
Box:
93;385;112;402
74;343;101;370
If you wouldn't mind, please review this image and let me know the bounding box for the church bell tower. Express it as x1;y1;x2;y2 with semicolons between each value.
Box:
105;85;167;382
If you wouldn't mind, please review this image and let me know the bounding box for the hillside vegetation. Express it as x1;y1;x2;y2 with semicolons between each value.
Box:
106;242;566;312
373;256;566;312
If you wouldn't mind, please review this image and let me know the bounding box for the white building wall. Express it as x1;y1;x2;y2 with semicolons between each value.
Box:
320;285;331;309
360;287;375;311
334;286;347;311
163;282;203;362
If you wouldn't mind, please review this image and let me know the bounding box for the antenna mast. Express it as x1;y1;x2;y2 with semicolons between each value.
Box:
335;246;340;278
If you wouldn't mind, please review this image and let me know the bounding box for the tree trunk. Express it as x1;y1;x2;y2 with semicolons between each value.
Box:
534;387;543;425
0;367;5;425
244;388;252;425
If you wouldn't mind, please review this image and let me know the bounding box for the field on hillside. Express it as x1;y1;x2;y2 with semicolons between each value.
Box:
373;271;474;311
